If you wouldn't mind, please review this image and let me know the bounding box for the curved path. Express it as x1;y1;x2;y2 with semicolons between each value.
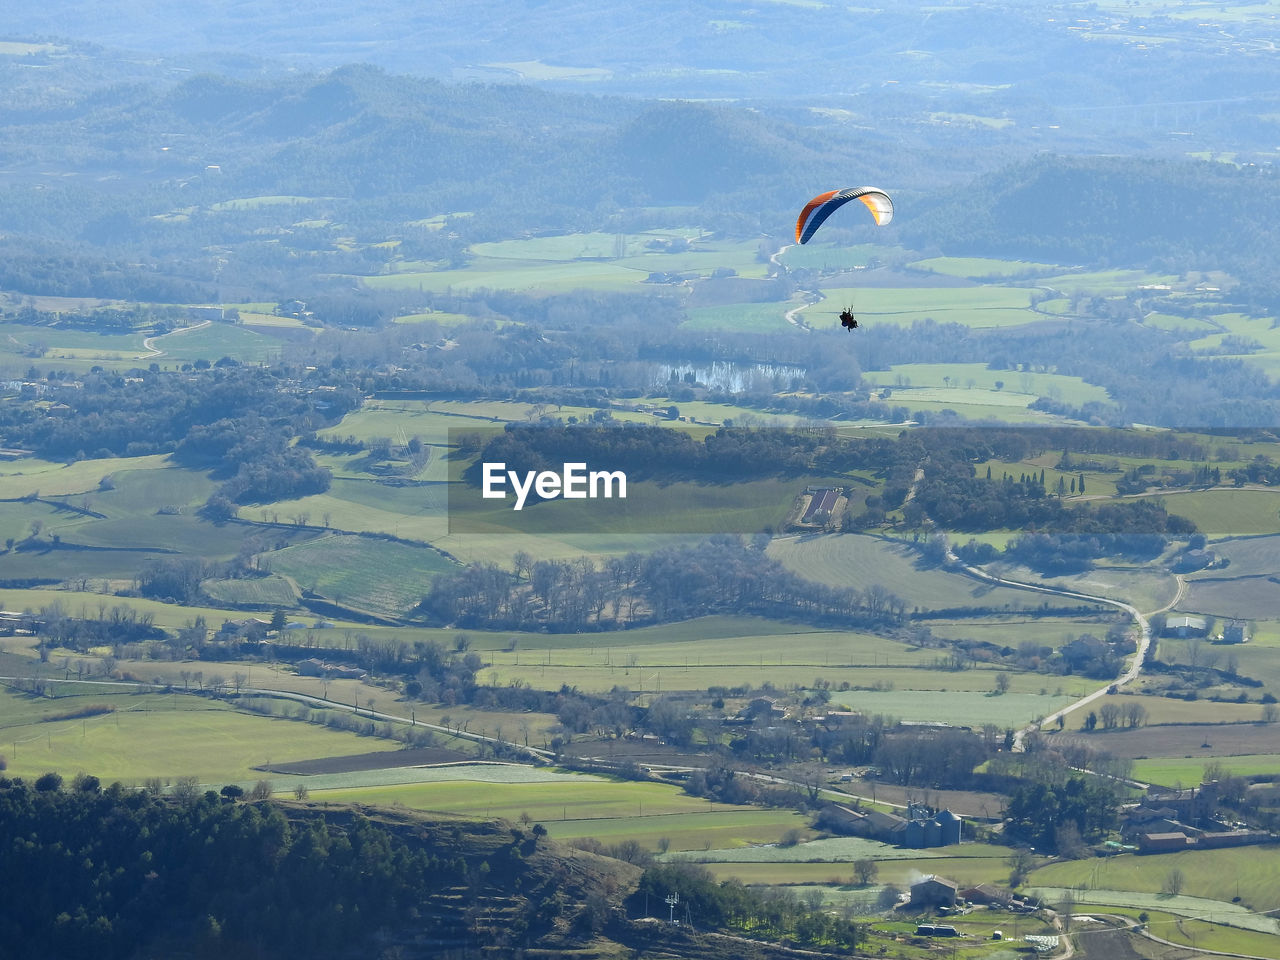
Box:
940;548;1185;746
139;319;212;360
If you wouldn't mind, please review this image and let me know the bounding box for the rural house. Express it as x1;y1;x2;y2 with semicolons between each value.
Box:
909;876;958;908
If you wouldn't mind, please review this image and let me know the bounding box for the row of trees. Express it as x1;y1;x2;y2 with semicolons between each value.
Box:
419;536;907;631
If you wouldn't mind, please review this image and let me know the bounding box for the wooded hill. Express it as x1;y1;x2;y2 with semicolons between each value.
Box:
0;775;640;959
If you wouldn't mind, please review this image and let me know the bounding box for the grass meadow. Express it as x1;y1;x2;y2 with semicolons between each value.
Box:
1152;489;1280;537
861;362;1110;406
768;534;1062;610
1084;906;1280;960
1031;845;1280;916
808;286;1041;329
1132;754;1280;788
313;775;739;823
200;575;300;607
0;453;171;499
683;302;794;333
0;689;402;785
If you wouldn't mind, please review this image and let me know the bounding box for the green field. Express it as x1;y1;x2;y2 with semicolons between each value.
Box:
549;807;810;852
0;690;402;784
1150;489;1280;537
1038;269;1180;296
1132;754;1280;788
768;534;1058;610
264;534;456;617
909;256;1064;279
315;774;739;822
0;323;149;370
0;454;171;499
862;362;1110;406
1085;905;1280;960
672;837;1009;864
683;302;794;333
150;322;283;366
367;259;650;294
1080;693;1264;726
1031;846;1280;916
318;771;810;852
392;310;480;326
201;575;300;607
807;285;1040;329
834;688;1076;726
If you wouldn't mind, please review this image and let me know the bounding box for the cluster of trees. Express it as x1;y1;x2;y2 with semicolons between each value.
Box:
0;366;357;464
1;303;189;333
632;862;866;953
32;603;165;652
464;421;862;486
419;536;906;631
844;426;1198;571
1003;776;1121;854
988;742;1132;856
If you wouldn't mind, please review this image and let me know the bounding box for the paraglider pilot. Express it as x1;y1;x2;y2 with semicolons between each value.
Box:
839;308;858;330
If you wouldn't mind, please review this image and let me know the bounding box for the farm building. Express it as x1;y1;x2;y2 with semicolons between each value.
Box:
1197;830;1272;849
1138;831;1192;853
1173;548;1215;573
1222;620;1250;644
909;876;958;908
1121;804;1187;839
737;696;785;720
915;923;959;937
801;487;840;523
296;658;368;680
961;884;1016;908
1163;615;1207;638
822;803;963;848
823;804;906;839
1144;780;1220;827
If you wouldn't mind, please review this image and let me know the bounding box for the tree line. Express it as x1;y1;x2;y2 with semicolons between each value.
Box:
418;536;907;632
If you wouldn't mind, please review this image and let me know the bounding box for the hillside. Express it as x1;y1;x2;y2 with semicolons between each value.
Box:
0;778;644;959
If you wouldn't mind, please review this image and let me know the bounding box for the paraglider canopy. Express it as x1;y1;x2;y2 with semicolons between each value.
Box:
795;186;893;244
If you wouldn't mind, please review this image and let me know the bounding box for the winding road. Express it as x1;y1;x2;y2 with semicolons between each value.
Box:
940;544;1186;747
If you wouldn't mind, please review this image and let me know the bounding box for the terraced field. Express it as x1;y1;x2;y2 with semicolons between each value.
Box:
264;534;456;617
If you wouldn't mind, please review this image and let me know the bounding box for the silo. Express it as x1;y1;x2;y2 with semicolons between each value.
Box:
904;819;925;848
924;818;942;848
937;809;962;845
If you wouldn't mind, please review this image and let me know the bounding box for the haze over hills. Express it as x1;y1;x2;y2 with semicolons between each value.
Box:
9;0;1280;148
